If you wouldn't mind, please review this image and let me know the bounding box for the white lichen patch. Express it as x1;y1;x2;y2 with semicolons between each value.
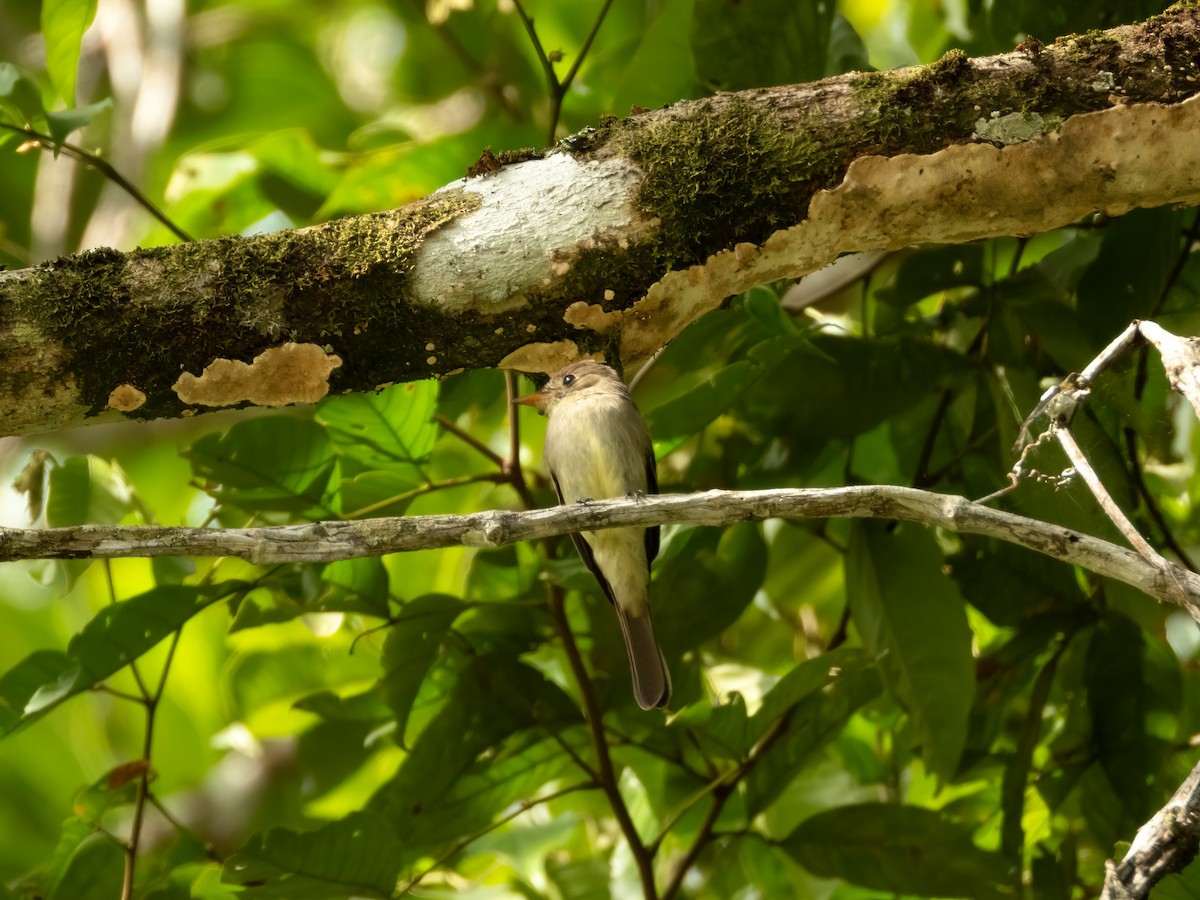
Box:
173;342;343;407
411;154;645;313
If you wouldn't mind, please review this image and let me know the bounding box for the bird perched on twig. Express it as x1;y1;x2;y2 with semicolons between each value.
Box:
515;360;671;709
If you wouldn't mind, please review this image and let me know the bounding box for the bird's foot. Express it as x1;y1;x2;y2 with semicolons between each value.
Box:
626;490;647;501
575;497;595;505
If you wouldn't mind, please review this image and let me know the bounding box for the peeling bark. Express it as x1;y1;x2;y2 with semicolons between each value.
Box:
2;7;1200;435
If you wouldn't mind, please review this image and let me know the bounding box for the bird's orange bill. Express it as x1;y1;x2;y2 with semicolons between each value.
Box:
512;391;545;406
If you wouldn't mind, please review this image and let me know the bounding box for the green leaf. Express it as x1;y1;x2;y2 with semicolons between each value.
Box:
44;818;125;900
186;417;340;517
653;522;768;655
847;521;974;782
1085;613;1154;823
1;583;245;737
745;660;881;814
782;803;1014;900
319;557;389;616
876;244;985;309
317;380;437;473
380;594;468;744
45;455;133;527
0;62;47;126
0;649;73;737
222;811;400;898
370;655;579;849
41;0;98;105
611;0;696;114
692;0;836;91
45;98;111;144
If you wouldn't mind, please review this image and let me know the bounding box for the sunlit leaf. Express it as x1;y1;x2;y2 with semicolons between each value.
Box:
1;583;247;737
45;456;133;527
40;0;98;105
317;380;437;472
0;62;47;126
745;661;881;814
380;593;468;743
186;417;340;517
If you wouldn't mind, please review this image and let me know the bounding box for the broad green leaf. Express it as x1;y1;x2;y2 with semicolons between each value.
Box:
317;380;437;472
847;521;974;782
611;0;696;114
3;583;245;736
370;655;579;848
1085;613;1154;823
654;523;768;655
186;417;340;517
41;0;98;105
647;333;803;439
320;557;389;616
222;811;400;898
293;687;391;722
380;594;468;744
0;650;72;737
339;469;424;518
0;62;46;126
692;0;836;91
423;735;580;853
45;456;133;527
45;98;111;144
876;244;985;309
745;661;881;814
545;854;609;900
782;803;1014;900
43;818;124;899
1077;207;1181;346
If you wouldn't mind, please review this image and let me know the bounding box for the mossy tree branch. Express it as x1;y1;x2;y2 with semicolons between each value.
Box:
2;7;1200;436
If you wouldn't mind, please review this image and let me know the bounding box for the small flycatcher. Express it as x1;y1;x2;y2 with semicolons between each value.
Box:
515;360;671;709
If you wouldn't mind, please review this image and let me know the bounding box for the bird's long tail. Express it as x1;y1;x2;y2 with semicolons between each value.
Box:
614;605;671;709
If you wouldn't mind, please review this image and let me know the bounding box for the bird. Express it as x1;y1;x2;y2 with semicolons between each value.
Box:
514;360;671;709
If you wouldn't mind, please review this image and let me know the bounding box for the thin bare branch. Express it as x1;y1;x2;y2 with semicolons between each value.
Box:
3;485;1198;615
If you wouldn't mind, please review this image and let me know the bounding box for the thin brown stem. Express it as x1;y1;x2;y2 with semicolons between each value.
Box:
548;586;658;899
510;0;613;145
505;371;539;509
659;786;733;900
437;414;507;468
121;628;182;900
1;123;193;242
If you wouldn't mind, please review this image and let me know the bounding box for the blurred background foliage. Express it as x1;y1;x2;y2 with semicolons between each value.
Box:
2;0;1200;898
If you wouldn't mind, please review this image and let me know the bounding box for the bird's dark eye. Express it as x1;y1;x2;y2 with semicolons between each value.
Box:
562;374;576;386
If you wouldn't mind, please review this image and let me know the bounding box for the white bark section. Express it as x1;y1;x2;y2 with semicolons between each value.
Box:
411;154;646;313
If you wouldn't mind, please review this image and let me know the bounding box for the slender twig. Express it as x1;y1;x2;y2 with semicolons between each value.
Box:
147;793;221;861
1122;426;1198;571
104;560;150;699
504;371;538;509
659;714;793;900
437;414;507;469
121;628;182;900
342;471;510;519
1;123;193;242
1053;424;1163;565
549;586;658;899
395;780;596;896
510;0;613;145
